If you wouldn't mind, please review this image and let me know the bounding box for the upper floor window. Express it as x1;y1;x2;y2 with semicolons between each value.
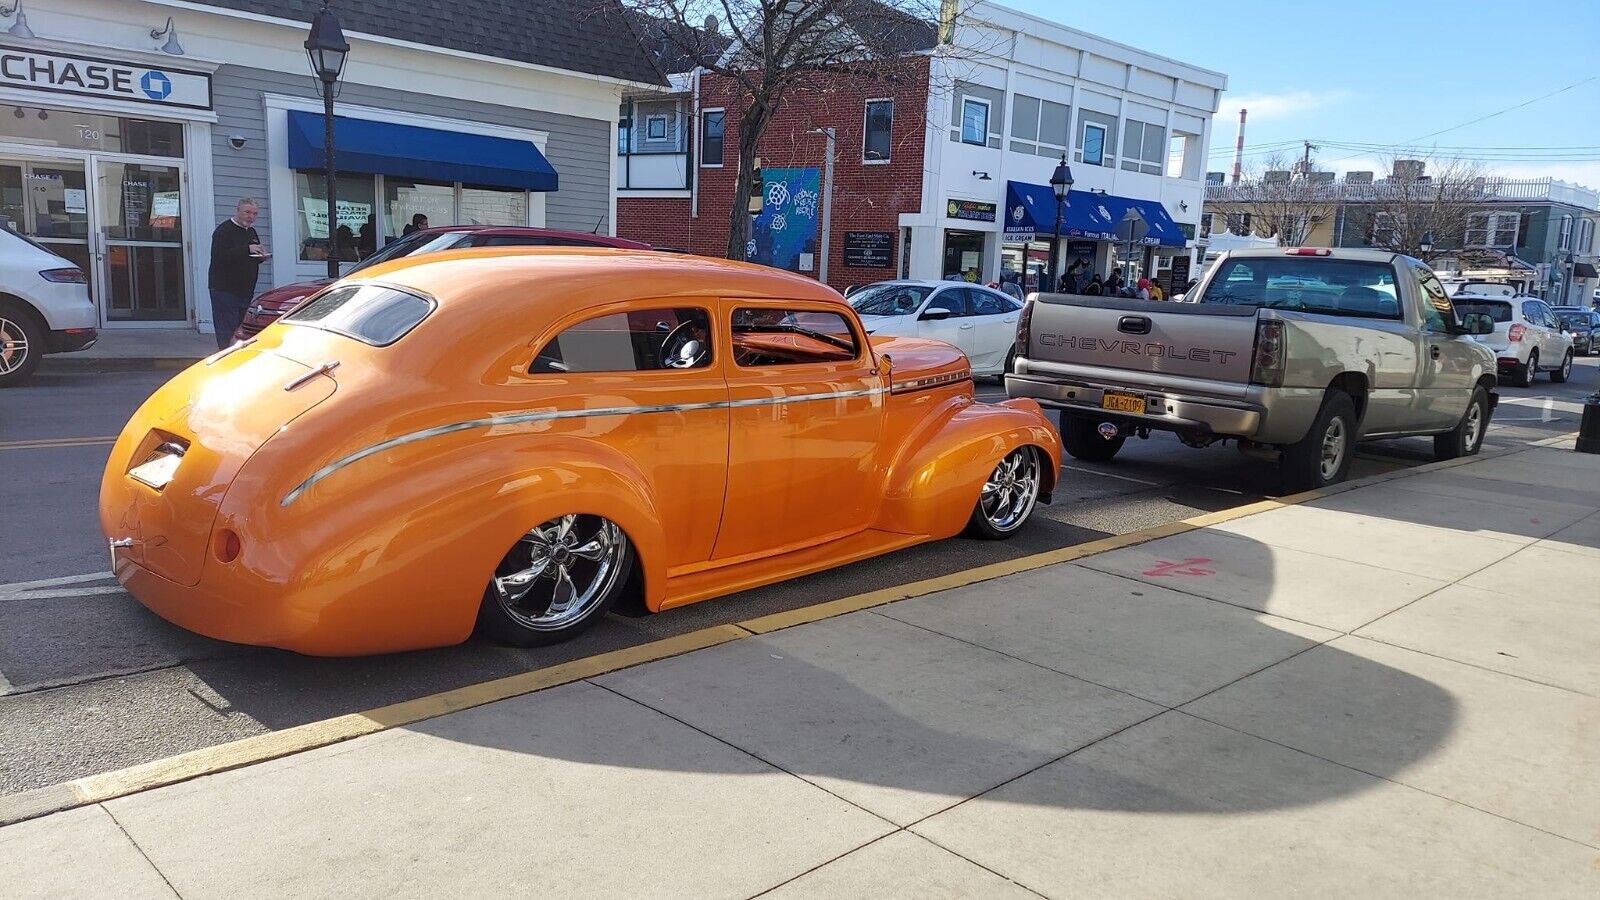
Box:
1580;218;1595;254
700;109;725;168
863;99;894;162
645;115;667;141
1121;120;1166;175
960;97;990;146
1166;132;1196;179
1081;122;1107;166
1008;94;1070;157
1465;213;1518;249
731;307;858;366
1558;214;1573;251
1371;212;1401;248
533;307;713;374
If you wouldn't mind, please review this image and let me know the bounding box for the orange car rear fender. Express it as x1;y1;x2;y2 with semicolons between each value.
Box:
875;398;1061;537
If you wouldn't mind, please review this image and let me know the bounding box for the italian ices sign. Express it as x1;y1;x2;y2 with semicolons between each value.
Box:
747;167;820;273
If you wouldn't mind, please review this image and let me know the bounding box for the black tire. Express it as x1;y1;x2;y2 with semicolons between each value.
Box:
1280;391;1357;492
964;445;1044;540
1518;350;1538;387
1551;350;1572;383
0;302;45;388
1001;347;1017;381
1061;413;1126;462
1434;386;1490;460
476;515;634;647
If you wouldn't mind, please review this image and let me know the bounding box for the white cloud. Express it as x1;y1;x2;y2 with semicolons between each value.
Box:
1222;90;1353;120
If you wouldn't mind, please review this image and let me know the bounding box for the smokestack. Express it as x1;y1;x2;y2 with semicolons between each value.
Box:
1231;108;1247;184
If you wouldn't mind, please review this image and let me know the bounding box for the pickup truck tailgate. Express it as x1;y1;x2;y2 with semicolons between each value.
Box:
1027;295;1258;384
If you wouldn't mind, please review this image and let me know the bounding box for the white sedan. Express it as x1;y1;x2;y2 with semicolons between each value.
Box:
848;280;1022;377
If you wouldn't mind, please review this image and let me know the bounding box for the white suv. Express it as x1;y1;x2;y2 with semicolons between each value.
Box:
1453;293;1574;387
0;226;98;386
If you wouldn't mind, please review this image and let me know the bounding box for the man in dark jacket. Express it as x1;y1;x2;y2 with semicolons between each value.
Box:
208;198;266;349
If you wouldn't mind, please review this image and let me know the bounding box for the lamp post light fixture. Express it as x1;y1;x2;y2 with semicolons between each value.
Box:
305;2;350;279
1;2;34;39
150;16;184;55
1419;231;1435;255
1048;155;1073;291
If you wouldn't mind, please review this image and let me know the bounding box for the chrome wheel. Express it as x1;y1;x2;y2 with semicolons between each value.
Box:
1319;417;1348;483
1463;400;1484;450
492;514;628;632
980;446;1041;532
1560;352;1572;380
0;315;30;376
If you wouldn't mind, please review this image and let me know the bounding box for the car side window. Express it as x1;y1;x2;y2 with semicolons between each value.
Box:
926;289;969;318
1521;301;1544;327
1411;263;1454;333
532;307;712;373
732;307;859;367
970;289;1010;316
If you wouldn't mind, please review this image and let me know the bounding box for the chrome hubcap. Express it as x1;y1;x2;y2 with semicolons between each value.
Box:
493;514;626;631
0;316;29;376
1319;418;1347;481
1464;402;1483;448
980;447;1041;532
1562;354;1571;377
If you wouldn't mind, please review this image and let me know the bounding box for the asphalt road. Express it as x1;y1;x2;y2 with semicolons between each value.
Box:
1;359;1594;795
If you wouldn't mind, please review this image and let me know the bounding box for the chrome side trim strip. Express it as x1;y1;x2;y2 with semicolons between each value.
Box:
280;386;890;507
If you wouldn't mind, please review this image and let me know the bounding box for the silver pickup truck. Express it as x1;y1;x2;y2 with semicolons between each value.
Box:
1005;248;1500;490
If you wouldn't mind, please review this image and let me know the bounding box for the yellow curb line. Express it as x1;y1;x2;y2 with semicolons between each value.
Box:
0;433;1581;828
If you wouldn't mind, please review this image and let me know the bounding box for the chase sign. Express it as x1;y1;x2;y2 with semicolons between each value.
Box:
0;46;211;110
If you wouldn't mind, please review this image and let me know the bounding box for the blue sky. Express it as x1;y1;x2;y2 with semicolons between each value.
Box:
1002;0;1600;188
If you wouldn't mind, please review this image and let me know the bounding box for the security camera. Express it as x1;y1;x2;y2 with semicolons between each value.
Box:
228;134;247;150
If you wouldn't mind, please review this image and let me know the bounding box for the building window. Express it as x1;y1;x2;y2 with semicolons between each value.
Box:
1167;132;1196;178
960;97;990;146
1008;94;1069;157
1081;122;1106;166
1558;214;1573;251
1372;212;1400;248
700;109;725;168
1580;218;1595;254
863;99;893;162
1121;120;1166;175
645;115;667;141
617;103;631;154
293;171;377;263
1465;213;1518;249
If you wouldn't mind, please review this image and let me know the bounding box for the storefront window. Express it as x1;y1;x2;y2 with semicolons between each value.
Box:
384;178;454;242
459;185;528;227
0;106;182;157
295;171;377;263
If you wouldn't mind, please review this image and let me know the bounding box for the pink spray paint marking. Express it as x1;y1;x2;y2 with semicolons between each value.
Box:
1142;557;1216;578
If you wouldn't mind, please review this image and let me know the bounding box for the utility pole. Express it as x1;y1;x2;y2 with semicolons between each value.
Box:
810;127;836;286
1300;140;1317;176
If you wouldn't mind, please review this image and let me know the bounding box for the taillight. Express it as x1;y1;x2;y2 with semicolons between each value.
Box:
1014;299;1033;361
1251;320;1285;387
39;267;87;283
1507;324;1525;343
1284;248;1331;256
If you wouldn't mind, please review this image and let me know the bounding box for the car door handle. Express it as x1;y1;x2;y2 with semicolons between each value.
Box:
960;323;974;329
1429;345;1441;360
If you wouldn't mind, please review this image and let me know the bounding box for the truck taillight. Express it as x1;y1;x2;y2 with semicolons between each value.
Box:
1014;299;1033;360
1251;320;1285;387
1508;323;1525;343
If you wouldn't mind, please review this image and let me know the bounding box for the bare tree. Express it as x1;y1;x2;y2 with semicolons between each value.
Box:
1218;152;1332;246
615;0;944;260
1342;154;1491;265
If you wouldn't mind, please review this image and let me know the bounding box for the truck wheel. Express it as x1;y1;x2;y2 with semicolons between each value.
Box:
1280;392;1356;492
1061;413;1126;462
1551;350;1572;383
1433;386;1489;460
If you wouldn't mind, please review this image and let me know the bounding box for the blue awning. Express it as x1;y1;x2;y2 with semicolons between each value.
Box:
287;110;558;191
1004;181;1186;246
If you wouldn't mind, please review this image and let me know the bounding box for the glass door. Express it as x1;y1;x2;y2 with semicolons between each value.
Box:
95;158;188;324
0;157;94;293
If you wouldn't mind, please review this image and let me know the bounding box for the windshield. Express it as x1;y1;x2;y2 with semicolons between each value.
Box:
348;231;467;273
1453;299;1513;323
1204;258;1400;319
849;284;934;316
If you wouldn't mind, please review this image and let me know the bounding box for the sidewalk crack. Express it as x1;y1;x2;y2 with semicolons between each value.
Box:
101;803;183;899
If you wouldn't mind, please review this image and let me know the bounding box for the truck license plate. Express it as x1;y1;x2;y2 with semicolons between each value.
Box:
1101;391;1146;414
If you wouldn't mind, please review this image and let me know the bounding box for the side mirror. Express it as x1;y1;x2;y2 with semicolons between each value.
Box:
920;306;955;321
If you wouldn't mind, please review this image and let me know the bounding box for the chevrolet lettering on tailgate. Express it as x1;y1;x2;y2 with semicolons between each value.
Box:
1036;333;1239;364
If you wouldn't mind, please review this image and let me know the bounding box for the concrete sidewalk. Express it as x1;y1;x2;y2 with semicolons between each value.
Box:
5;445;1599;898
43;328;214;373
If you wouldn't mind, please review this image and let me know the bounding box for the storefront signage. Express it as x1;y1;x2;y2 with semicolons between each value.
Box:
1003;198;1033;241
946;198;996;223
0;46;212;110
1167;255;1192;296
843;231;894;268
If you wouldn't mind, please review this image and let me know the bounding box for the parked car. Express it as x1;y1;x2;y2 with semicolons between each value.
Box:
231;225;652;342
102;249;1061;655
1007;247;1499;491
0;225;98;387
848;280;1022;378
1551;307;1600;356
1451;294;1574;386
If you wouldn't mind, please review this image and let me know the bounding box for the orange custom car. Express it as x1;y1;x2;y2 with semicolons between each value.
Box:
100;250;1062;655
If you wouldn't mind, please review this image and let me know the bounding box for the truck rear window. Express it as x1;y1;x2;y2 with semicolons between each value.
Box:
1205;259;1401;320
1454;299;1512;323
283;283;434;346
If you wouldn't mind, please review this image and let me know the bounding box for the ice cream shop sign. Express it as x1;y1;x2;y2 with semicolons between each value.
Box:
0;45;212;110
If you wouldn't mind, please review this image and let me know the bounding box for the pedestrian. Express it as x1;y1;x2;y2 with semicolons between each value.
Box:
1149;279;1165;301
1135;277;1152;300
944;271;965;281
1082;274;1104;295
1000;275;1024;300
207;197;267;350
402;213;428;236
1062;258;1085;293
1107;267;1124;295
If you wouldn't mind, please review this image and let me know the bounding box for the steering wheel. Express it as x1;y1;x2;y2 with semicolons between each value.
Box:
660;319;708;369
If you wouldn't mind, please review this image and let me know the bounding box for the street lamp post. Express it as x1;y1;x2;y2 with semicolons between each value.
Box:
808;127;836;285
305;3;349;279
1419;231;1435;258
1048;156;1073;292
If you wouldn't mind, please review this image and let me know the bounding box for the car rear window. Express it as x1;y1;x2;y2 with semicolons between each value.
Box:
283;283;434;346
1205;258;1400;319
1556;312;1591;328
1453;299;1512;323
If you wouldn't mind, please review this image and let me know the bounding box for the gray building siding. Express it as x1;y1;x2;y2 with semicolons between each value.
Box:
209;65;614;292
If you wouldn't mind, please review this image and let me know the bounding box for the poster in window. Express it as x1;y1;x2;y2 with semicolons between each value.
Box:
746;167;821;274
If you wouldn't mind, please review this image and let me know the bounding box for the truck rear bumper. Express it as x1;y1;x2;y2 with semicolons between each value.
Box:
1005;373;1264;437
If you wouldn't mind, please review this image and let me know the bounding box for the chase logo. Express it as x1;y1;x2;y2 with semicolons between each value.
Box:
138;70;172;101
